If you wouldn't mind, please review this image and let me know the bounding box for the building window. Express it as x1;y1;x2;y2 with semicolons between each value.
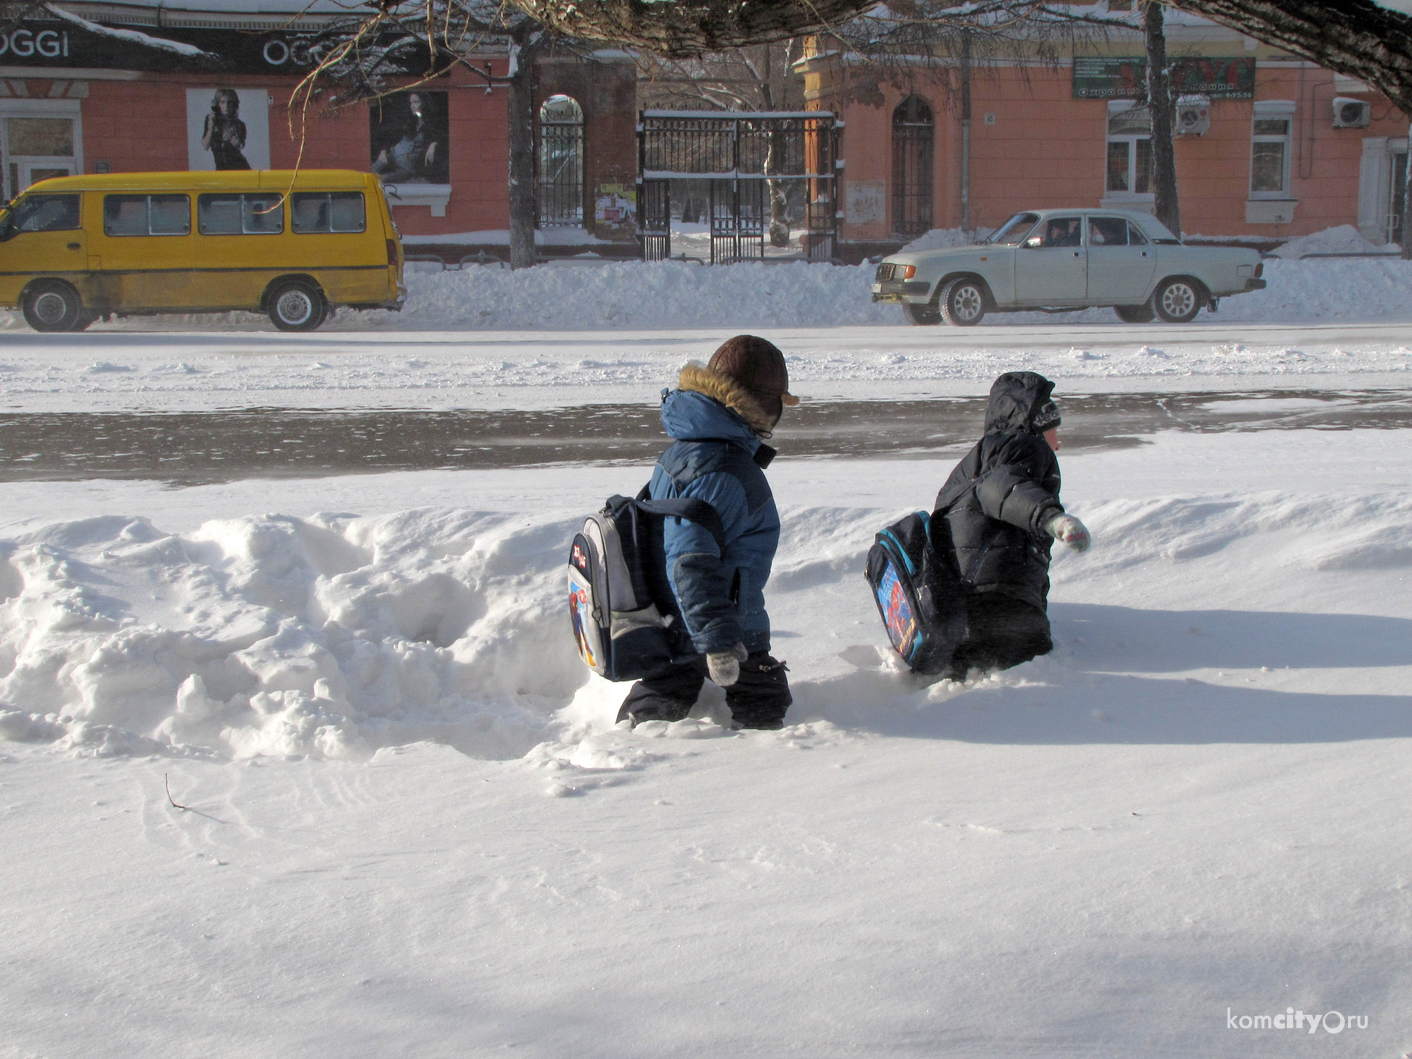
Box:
1106;101;1153;197
1251;101;1295;198
891;95;933;235
537;94;584;228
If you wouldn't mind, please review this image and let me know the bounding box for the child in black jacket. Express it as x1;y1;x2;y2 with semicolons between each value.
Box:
932;371;1090;679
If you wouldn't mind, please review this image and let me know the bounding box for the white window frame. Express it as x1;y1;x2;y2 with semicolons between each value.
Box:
0;98;83;202
1102;99;1154;207
1249;100;1295;200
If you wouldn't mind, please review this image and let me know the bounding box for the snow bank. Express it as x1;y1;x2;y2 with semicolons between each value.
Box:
1268;223;1396;259
2;456;1409;763
900;225;993;252
5;231;1412;334
0;509;585;761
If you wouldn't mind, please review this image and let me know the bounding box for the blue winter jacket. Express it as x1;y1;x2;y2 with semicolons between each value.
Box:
649;386;781;656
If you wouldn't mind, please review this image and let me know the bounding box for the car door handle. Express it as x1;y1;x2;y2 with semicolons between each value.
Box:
67;242;81;250
1073;250;1085;258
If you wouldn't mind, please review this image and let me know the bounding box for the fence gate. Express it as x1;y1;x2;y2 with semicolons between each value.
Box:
637;110;840;264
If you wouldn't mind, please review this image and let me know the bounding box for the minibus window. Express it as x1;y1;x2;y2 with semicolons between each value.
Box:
198;194;283;235
5;194;80;237
292;192;365;234
244;194;283;234
104;194;190;237
149;195;191;235
104;196;148;236
330;193;365;232
198;195;243;235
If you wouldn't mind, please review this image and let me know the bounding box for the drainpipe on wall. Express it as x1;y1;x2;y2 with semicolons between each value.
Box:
1404;124;1412;259
960;30;972;235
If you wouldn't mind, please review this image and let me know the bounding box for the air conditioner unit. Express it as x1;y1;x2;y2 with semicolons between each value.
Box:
1333;97;1371;128
1175;103;1210;136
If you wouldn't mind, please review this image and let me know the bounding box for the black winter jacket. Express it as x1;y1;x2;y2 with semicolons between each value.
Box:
932;372;1065;611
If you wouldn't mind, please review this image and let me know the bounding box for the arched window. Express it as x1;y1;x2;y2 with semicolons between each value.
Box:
892;96;934;236
537;94;584;227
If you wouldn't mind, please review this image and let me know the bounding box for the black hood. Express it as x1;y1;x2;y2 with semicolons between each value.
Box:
983;372;1057;435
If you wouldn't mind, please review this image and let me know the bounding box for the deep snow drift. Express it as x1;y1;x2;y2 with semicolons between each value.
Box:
2;433;1410;764
2;425;1410;1057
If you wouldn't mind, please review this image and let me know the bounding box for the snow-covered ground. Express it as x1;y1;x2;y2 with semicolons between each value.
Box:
2;249;1411;1054
2;319;1412;413
2;429;1410;1057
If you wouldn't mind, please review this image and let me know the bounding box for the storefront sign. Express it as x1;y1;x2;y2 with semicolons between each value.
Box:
1074;56;1256;100
0;28;72;60
0;17;430;75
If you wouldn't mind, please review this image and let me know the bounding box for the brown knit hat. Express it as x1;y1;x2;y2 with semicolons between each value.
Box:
707;335;799;408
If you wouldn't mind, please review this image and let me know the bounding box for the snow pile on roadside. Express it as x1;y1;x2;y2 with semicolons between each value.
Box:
385;259;897;329
362;254;1412;329
900;225;993;252
1270;224;1395;259
0;509;584;761
3;236;1412;333
2;461;1409;763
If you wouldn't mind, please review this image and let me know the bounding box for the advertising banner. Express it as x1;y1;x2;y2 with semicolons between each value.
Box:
186;88;271;171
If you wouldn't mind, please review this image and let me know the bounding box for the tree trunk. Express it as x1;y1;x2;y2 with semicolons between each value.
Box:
1145;2;1180;238
507;34;541;270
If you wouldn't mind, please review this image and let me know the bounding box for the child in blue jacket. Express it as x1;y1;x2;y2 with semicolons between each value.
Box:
617;335;798;729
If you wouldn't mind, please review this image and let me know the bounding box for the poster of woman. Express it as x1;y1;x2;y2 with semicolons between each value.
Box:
369;91;449;184
186;88;271;171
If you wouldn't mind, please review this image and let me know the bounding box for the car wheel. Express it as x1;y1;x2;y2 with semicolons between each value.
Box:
267;280;326;332
938;278;986;326
903;300;941;326
1114;303;1155;323
1152;277;1203;323
23;280;84;333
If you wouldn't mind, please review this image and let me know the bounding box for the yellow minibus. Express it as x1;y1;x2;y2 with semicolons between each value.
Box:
0;169;404;332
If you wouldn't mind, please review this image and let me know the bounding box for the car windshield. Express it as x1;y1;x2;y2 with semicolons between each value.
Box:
986;212;1040;246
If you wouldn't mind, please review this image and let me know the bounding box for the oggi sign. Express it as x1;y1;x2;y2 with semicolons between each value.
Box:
260;37;328;68
0;29;70;59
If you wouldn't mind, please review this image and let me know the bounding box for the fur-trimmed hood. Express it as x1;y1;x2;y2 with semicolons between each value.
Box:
675;362;778;436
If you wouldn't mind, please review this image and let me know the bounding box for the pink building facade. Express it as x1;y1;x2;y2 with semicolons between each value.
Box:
800;21;1409;252
0;3;637;250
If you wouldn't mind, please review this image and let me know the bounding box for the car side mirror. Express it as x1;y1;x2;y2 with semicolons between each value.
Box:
1024;235;1042;248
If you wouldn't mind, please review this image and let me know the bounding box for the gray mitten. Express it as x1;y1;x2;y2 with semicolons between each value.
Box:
1047;514;1091;552
707;642;749;687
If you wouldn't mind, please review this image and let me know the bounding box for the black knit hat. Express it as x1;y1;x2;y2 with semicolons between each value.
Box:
1031;398;1061;434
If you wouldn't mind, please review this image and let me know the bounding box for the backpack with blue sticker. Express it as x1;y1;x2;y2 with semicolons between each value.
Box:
865;511;968;674
569;486;725;682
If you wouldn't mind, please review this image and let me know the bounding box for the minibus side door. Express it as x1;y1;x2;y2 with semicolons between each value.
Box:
94;193;195;310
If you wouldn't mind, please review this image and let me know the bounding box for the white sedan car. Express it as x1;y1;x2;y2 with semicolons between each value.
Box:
871;208;1266;325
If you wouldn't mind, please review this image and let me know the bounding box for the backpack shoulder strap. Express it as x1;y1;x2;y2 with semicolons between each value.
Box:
635;496;726;552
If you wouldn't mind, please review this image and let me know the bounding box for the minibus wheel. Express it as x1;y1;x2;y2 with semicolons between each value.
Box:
23;281;83;333
267;279;326;332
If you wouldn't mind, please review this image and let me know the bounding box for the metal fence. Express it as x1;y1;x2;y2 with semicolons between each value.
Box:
638;110;840;264
538;117;585;227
